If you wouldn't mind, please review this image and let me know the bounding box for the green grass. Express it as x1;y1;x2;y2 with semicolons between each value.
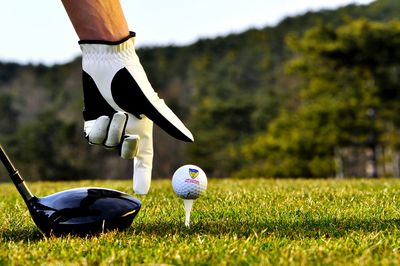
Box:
1;178;400;265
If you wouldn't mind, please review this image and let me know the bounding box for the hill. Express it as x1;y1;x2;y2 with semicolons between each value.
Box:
0;0;399;180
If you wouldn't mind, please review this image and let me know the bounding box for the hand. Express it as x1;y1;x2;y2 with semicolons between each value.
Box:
79;32;194;194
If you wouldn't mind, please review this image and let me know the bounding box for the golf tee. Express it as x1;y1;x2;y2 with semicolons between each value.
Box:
184;199;193;227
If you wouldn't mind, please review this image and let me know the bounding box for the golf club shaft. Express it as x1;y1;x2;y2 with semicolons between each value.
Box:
0;144;34;202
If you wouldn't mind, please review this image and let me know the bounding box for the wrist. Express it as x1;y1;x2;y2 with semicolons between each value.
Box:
61;0;130;42
77;28;130;42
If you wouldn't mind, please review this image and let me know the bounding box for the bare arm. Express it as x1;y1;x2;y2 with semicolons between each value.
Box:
61;0;129;41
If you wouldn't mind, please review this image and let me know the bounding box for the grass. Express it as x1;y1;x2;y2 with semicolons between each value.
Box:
1;178;400;265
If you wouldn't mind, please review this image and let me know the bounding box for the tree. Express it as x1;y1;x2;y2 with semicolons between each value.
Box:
237;19;400;177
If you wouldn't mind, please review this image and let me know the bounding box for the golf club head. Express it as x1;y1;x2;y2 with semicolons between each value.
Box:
27;187;141;236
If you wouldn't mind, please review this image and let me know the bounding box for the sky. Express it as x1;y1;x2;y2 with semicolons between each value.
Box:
0;0;373;65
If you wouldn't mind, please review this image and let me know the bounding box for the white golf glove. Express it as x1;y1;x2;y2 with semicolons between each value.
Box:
79;32;194;194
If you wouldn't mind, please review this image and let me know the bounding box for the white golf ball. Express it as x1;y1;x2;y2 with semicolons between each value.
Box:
172;165;207;199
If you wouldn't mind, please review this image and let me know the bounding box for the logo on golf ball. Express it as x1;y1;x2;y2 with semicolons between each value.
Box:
189;168;199;179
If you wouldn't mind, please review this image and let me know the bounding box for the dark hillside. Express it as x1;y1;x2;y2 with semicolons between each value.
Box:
0;0;398;180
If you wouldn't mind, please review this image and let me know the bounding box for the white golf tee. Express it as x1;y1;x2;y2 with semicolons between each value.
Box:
184;199;194;227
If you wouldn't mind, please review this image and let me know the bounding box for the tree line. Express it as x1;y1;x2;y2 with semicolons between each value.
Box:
0;0;399;180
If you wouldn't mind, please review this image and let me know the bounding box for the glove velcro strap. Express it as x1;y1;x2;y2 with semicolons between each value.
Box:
78;31;136;45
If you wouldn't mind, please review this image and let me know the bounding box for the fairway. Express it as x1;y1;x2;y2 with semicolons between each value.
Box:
1;178;400;265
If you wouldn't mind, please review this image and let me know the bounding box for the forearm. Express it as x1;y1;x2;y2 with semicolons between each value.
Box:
61;0;129;41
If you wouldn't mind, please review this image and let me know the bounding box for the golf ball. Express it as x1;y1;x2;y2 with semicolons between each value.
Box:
172;165;207;199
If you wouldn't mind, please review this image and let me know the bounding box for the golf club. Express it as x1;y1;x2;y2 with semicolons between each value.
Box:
0;144;141;236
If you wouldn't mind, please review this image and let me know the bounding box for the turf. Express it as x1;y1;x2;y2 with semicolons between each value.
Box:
1;178;400;265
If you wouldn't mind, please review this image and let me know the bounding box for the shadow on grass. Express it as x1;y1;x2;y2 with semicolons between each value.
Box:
132;217;400;239
0;227;43;242
1;227;126;242
3;217;400;241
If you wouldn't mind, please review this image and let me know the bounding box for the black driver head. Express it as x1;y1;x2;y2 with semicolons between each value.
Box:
0;144;141;236
27;187;141;236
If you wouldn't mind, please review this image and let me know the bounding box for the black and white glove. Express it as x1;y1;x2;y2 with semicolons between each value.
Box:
79;32;194;194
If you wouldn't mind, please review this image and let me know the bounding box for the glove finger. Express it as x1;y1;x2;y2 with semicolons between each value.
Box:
121;134;140;159
125;115;154;195
133;157;152;195
84;120;95;138
133;133;153;194
87;116;110;145
104;112;128;149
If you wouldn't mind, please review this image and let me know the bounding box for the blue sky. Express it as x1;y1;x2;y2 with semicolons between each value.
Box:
0;0;373;65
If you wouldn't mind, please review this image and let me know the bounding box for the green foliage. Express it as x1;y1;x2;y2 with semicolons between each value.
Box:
0;0;399;179
1;178;400;265
0;94;18;135
187;29;291;176
8;114;88;180
238;18;400;177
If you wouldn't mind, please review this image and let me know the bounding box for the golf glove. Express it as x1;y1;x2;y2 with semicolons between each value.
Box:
79;32;194;194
